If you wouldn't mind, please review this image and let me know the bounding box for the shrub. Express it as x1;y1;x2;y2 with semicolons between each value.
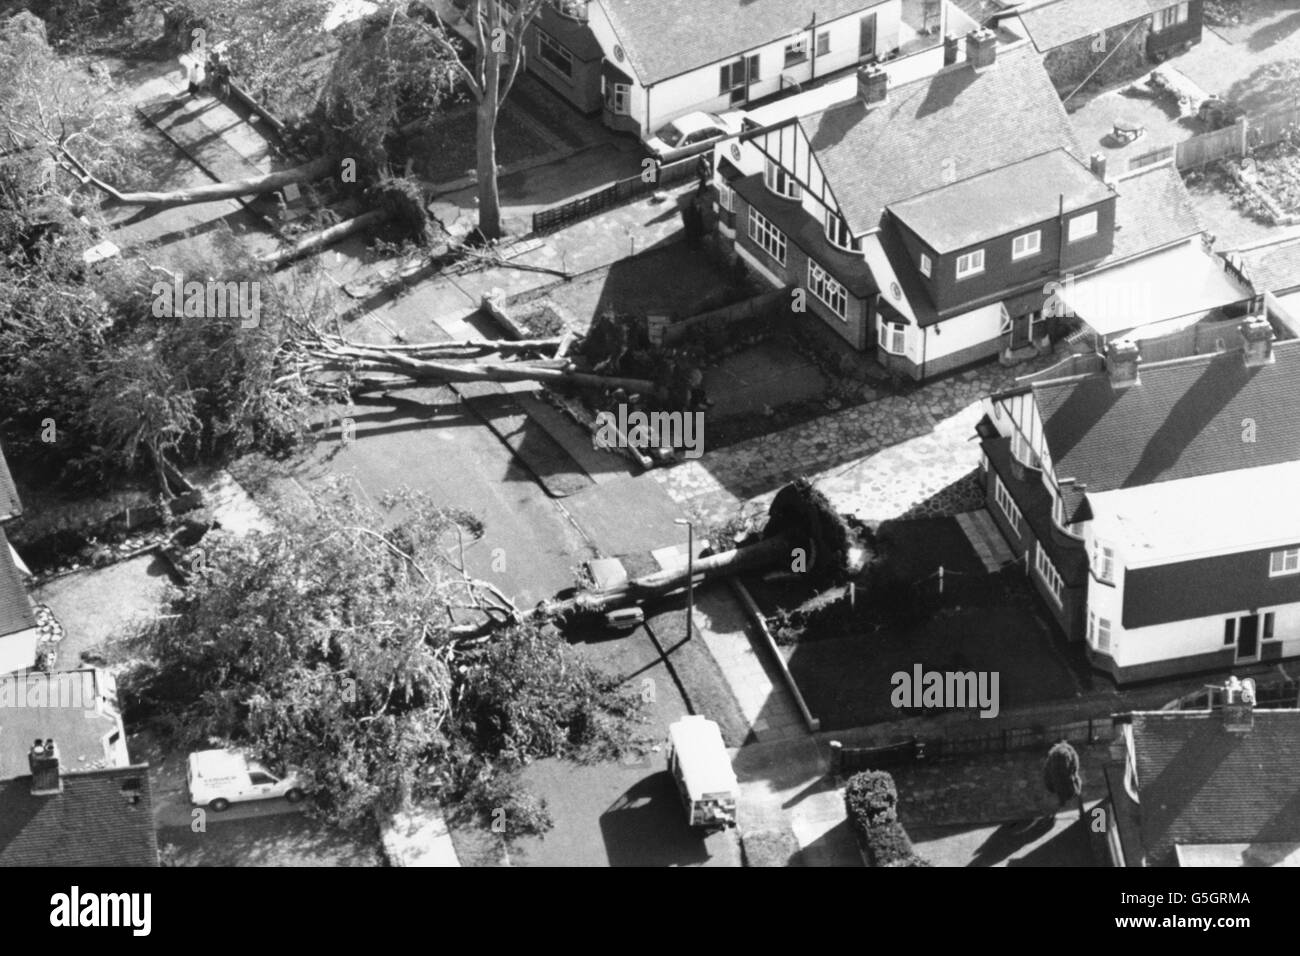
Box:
844;769;929;867
844;770;898;829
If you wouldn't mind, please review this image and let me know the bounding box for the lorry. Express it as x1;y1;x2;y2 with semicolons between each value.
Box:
187;749;305;812
666;716;738;830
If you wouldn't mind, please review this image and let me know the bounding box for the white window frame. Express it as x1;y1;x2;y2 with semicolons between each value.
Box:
815;30;831;57
1011;430;1039;470
1270;547;1300;577
808;260;849;322
784;37;809;67
919;253;932;277
1089;612;1111;653
764;160;801;200
537;30;574;77
956;248;985;279
825;212;859;253
716;182;734;212
1052;492;1083;539
1092;540;1115;584
1152;1;1189;31
993;475;1023;536
878;318;906;355
1068;211;1098;243
1035;544;1065;606
747;206;787;265
1011;230;1042;260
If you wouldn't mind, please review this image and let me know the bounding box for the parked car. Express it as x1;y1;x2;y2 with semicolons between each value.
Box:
187;749;305;812
644;111;744;163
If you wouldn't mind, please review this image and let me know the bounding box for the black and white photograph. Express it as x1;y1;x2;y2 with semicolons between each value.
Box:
0;0;1295;917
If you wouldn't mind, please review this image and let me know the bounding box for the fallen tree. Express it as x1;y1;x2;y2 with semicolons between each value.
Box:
53;146;335;209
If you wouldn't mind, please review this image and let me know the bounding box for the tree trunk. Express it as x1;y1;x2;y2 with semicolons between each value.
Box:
57;149;334;210
259;209;389;269
475;23;503;239
306;355;660;395
532;535;793;620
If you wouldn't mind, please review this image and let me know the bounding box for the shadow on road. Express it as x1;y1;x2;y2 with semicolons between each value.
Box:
600;772;715;867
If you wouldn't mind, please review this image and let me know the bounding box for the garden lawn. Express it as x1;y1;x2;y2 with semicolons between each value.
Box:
782;599;1081;731
413;104;555;186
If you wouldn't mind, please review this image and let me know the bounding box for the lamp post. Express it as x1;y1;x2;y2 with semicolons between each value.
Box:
675;519;694;642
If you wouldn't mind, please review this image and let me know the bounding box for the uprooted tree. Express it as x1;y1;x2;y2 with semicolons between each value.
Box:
124;481;644;835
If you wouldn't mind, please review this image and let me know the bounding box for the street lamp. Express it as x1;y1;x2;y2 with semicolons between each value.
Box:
675;519;694;642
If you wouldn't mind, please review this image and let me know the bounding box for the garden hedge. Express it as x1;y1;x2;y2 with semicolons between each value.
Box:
844;770;929;867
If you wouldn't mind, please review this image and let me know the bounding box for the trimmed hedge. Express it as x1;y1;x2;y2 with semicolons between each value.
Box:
844;770;929;867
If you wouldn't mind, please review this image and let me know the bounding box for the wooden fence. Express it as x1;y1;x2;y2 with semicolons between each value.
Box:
1128;101;1300;173
531;155;698;234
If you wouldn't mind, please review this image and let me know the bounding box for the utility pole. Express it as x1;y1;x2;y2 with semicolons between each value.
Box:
675;518;694;641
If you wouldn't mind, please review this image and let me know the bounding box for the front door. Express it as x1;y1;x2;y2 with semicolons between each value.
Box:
859;13;877;61
1011;312;1033;349
1237;613;1260;662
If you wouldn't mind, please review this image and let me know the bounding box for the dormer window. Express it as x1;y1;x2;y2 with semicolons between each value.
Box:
1052;491;1083;539
764;160;801;200
919;253;932;277
956;248;985;279
825;212;860;252
1011;430;1039;470
1012;230;1041;260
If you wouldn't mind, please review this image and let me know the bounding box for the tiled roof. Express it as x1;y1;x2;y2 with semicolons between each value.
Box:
0;766;158;867
1035;339;1300;493
1017;0;1166;52
0;529;35;640
1130;709;1300;866
1105;164;1203;264
802;46;1081;234
889;149;1114;254
0;444;19;520
1233;237;1300;295
599;0;885;86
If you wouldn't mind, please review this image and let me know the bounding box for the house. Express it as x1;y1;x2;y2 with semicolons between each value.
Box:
1105;678;1300;866
1013;0;1203;99
977;322;1300;684
0;668;158;866
517;0;911;138
0;444;37;675
712;36;1226;379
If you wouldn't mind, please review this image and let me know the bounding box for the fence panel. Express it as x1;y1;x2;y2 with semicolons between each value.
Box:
531;156;697;235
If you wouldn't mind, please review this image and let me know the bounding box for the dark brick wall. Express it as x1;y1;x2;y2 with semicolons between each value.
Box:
733;192;871;349
1045;19;1154;98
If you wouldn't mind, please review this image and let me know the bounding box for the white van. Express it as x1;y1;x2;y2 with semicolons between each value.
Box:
187;749;305;812
666;716;738;830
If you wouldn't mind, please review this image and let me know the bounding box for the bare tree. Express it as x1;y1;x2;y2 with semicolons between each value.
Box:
433;0;546;241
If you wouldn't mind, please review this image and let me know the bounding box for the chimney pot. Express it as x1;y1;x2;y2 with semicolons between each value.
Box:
857;63;888;106
1222;677;1255;732
966;27;997;71
1089;152;1108;182
1105;338;1141;389
29;738;62;796
1240;315;1274;368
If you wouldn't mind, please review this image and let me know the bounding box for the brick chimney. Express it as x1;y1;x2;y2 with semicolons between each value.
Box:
1240;315;1274;368
29;739;62;796
857;63;887;106
966;28;997;71
1089;152;1108;183
1105;338;1141;389
1222;677;1255;733
943;33;960;66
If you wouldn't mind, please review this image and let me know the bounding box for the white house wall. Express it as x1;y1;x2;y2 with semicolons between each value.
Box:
921;302;1002;363
0;626;37;676
640;2;900;134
